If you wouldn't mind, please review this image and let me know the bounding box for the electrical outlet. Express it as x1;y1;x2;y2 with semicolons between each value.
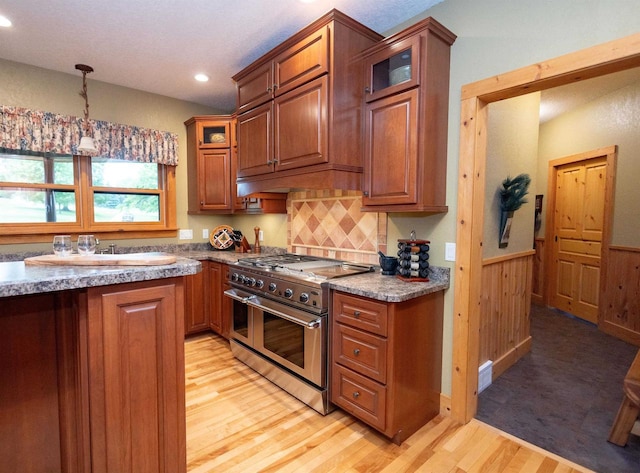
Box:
445;242;456;261
179;229;193;240
259;230;264;241
202;228;209;239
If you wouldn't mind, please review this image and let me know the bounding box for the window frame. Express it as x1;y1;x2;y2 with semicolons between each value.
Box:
0;153;177;244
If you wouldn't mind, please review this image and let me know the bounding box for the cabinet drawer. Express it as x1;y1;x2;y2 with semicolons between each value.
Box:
331;363;386;431
333;323;387;383
332;292;388;336
236;62;274;113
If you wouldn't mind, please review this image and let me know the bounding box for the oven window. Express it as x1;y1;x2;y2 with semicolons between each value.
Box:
232;299;249;338
263;312;304;369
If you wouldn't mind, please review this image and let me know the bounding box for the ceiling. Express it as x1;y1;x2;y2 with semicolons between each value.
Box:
0;0;444;112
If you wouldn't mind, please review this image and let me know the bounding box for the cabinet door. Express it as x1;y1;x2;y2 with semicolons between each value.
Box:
236;61;274;113
274;24;329;97
87;280;185;473
199;149;232;210
363;88;419;207
208;262;223;334
274;75;328;171
364;35;421;103
185;261;210;335
196;120;231;148
237;102;274;177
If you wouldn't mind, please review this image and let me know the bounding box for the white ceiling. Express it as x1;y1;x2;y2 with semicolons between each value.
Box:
0;0;444;112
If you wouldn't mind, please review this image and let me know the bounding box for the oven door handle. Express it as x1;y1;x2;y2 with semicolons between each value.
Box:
223;288;256;304
246;299;322;329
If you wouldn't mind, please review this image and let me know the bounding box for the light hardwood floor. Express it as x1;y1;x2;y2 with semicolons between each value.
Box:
185;333;594;473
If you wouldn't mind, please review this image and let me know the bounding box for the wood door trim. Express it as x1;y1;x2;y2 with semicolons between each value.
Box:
453;32;640;424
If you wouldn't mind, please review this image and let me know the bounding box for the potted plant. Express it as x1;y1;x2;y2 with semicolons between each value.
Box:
499;173;531;248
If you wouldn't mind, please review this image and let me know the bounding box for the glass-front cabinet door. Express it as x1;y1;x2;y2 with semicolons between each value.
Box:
364;35;421;103
196;120;231;148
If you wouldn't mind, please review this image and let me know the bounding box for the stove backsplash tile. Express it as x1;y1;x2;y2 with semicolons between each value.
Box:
288;190;386;265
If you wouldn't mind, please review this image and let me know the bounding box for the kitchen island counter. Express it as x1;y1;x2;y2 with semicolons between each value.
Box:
0;255;201;298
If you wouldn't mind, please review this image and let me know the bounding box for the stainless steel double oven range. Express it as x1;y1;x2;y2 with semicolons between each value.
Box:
224;254;373;414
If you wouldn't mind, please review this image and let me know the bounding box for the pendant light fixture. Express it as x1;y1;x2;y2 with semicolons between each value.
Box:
75;63;98;154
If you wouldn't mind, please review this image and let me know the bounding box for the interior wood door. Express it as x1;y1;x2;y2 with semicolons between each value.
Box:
550;157;607;324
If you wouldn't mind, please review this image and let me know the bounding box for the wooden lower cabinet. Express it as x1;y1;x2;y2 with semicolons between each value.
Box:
331;290;444;444
0;277;187;473
86;279;186;473
185;260;230;339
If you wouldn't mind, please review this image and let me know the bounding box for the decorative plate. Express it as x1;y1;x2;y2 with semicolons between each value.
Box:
210;225;235;250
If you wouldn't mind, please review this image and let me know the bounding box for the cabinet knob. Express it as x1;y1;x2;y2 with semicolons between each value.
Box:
353;310;361;318
353;391;360;399
273;84;278;91
362;191;369;197
364;86;371;93
267;87;272;93
199;140;203;146
353;348;360;356
266;160;272;165
273;158;278;164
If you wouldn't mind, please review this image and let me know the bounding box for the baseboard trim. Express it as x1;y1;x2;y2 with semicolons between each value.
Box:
492;336;532;380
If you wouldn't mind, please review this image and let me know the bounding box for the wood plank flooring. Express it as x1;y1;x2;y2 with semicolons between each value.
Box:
185;333;594;473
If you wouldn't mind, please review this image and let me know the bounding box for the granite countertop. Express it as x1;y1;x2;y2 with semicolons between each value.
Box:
0;256;201;298
0;244;449;301
326;266;449;303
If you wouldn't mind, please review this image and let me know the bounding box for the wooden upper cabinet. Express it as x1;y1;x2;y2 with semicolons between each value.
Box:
233;10;383;196
186;115;285;214
273;24;329;97
364;35;421;103
237;103;273;178
237;62;274;114
364;88;419;206
275;75;329;171
359;17;456;212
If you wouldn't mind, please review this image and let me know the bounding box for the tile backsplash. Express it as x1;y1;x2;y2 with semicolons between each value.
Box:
288;190;386;265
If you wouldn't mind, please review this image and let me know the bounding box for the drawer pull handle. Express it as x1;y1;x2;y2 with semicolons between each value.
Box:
353;348;360;356
353;391;360;399
354;310;361;318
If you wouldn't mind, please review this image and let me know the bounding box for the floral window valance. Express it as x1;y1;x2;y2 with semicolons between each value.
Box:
0;105;179;166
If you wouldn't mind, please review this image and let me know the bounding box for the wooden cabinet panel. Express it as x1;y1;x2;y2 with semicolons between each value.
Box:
237;103;273;178
332;363;386;431
185;262;209;335
274;24;329;97
208;261;223;334
87;280;185;473
274;75;328;171
237;62;273;113
199;149;232;210
363;88;419;206
333;291;388;336
333;323;387;383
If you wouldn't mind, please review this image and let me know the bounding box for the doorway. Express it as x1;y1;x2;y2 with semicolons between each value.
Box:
452;32;640;424
546;147;617;325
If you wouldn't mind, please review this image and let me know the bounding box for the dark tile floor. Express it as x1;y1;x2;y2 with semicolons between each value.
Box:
477;304;640;473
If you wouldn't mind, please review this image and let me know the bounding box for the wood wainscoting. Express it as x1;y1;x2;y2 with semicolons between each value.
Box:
601;246;640;346
532;238;545;305
480;251;535;380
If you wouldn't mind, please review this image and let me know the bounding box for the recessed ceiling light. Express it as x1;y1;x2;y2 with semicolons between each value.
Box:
194;73;209;82
0;15;12;27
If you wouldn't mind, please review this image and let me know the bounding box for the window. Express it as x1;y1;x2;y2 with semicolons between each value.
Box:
0;151;176;243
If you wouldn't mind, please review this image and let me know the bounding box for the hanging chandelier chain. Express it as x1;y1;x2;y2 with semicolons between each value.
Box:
75;64;94;133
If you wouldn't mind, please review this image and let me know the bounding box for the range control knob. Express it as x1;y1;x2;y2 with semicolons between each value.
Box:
256;279;264;289
268;282;277;292
248;278;257;287
231;273;240;282
299;293;310;303
284;288;294;298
